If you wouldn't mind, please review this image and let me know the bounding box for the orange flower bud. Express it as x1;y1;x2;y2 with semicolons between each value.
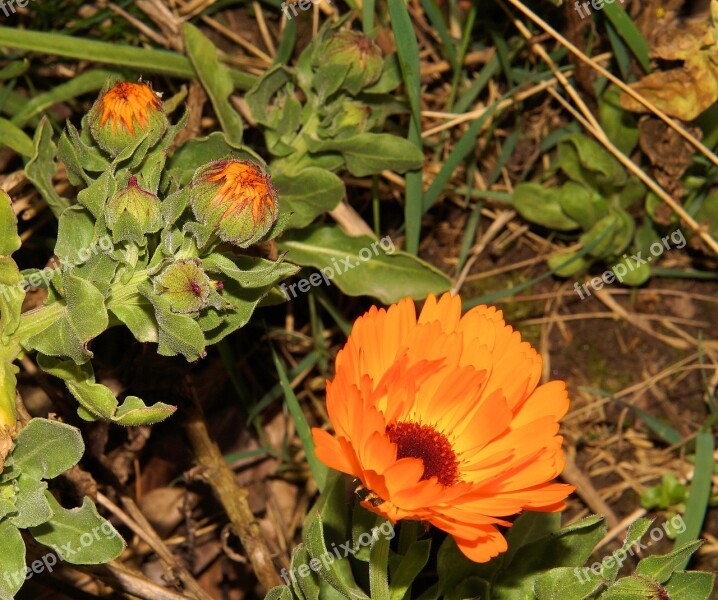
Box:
89;81;168;156
189;160;279;248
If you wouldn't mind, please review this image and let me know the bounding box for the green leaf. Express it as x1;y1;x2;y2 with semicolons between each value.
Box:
534;566;604;600
202;254;298;289
600;574;662;599
277;225;450;304
11;418;84;480
0;358;18;430
369;519;391;600
514;183;580;231
0;117;34;157
557;134;625;191
273;167;344;229
389;538;431;600
25;118;71;219
503;511;561;567
9;474;52;529
599;86;639;156
302;472;370;599
305;133;424;176
0;58;29;80
245;65;293;125
24;271;109;364
663;570;716;600
184;23;243;146
636;541;703;583
0;519;25;600
493;515;606;600
0;257;24;338
38;354;174;425
30;492;125;565
602;3;651;73
601;517;653;582
0;26;256;90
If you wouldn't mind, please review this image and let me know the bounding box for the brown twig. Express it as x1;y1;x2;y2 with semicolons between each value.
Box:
183;378;281;592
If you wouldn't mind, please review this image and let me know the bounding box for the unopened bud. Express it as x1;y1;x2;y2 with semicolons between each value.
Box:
89;80;168;156
152;259;212;314
189;160;279;248
321;31;383;92
105;176;162;244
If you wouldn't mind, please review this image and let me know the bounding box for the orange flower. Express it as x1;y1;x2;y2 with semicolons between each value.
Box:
89;80;167;156
189;160;279;247
311;293;575;563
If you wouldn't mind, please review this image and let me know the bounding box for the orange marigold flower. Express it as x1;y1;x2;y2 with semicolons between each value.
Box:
189;159;279;248
89;80;168;156
311;293;575;563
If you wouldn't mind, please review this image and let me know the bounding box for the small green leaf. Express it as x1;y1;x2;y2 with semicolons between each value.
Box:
389;538;431;600
0;190;21;256
514;183;580;231
265;586;295;600
600;574;662;600
12;418;84;480
30;492;125;565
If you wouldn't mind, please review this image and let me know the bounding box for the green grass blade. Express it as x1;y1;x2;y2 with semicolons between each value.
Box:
363;0;377;35
0;26;257;90
0;117;34;156
419;0;459;71
388;0;424;255
272;348;328;491
674;430;715;568
602;4;650;73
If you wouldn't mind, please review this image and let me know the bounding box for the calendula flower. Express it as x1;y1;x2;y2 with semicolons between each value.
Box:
312;293;574;563
189;159;279;248
89;80;168;156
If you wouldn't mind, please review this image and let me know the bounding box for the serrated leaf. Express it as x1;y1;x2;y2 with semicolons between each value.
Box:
25;118;71;219
273;167;344;229
11;418;84;479
30;492;125;565
24;271;109;364
277;225;450;304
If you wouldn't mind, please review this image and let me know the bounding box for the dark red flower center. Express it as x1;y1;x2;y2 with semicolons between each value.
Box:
386;422;460;487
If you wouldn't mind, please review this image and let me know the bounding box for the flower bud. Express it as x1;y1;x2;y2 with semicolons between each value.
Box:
320;31;383;93
105;176;162;244
89;80;168;156
189;160;279;248
152;259;212;314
